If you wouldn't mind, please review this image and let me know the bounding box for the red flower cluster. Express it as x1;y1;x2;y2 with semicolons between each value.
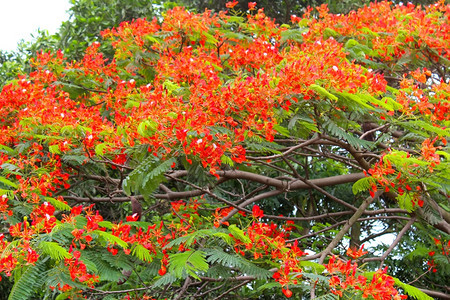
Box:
326;254;407;299
64;249;99;287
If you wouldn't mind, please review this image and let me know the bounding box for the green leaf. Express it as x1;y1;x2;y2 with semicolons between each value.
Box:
131;243;153;262
288;115;319;133
352;177;376;195
228;224;251;244
300;272;330;284
48;144;61;154
0;144;15;154
397;193;415;212
93;230;128;249
95;142;110;156
0;176;18;188
137;119;158;137
323;28;339;39
370;96;402;111
223;31;251;41
221;155;234;167
299;261;326;273
165;229;215;249
323;119;373;149
361;27;379;37
246;141;283;155
0;189;14;198
169;250;209;280
226;16;245;24
123;156;175;200
205;248;271;279
78;254;99;275
38;241;72;261
153;273;177;288
256;281;280;292
55;292;73;300
44;196;71;211
212;232;234;245
162;79;181;94
8;258;47;300
406;246;430;260
314;294;339;300
273;124;290;137
280;28;306;43
202;31;219;44
398;120;450;138
98;220;114;229
337;92;374;110
309;84;338;101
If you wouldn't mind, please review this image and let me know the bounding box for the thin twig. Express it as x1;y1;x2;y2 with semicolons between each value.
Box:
213;280;251;300
174;277;191;300
363;216;416;266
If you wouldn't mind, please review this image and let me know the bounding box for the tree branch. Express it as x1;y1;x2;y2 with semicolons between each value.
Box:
217;170;365;191
318;190;383;264
363;216;416;266
419;288;450;299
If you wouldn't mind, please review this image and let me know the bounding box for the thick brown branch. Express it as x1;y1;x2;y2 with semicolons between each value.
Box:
419;288;450;299
318;190;383;264
220;189;283;224
217;170;365;191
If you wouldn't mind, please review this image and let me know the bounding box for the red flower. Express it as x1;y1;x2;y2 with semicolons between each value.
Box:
158;265;167;276
226;0;238;9
346;244;368;259
282;288;293;298
126;213;140;222
252;205;264;219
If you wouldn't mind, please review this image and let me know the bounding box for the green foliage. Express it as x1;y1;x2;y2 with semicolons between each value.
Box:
228;224;251;244
396;193;415;212
93;230;128;249
131;244;153;262
169;250;209;279
394;278;434;300
280;28;307;44
323;118;373;149
314;293;339;300
352;176;376;195
337;92;375;110
205;248;272;279
0;0;162;88
81;249;131;282
8;258;48;300
309;84;338;101
153;273;178;288
44;197;71;211
0;0;449;299
165;229;218;249
38;241;72;261
0;176;18;189
123;156;175;200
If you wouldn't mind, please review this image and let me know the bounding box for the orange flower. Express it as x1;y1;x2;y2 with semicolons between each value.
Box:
346;244;368;259
226;0;238;9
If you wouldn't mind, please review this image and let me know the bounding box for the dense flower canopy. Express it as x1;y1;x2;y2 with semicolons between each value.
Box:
0;1;448;299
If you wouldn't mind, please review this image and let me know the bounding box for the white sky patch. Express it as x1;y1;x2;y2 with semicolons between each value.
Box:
0;0;72;52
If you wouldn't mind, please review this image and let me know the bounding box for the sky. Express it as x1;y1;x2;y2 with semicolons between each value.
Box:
0;0;72;52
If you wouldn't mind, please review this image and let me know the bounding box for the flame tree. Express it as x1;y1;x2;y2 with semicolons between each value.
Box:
0;1;449;299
